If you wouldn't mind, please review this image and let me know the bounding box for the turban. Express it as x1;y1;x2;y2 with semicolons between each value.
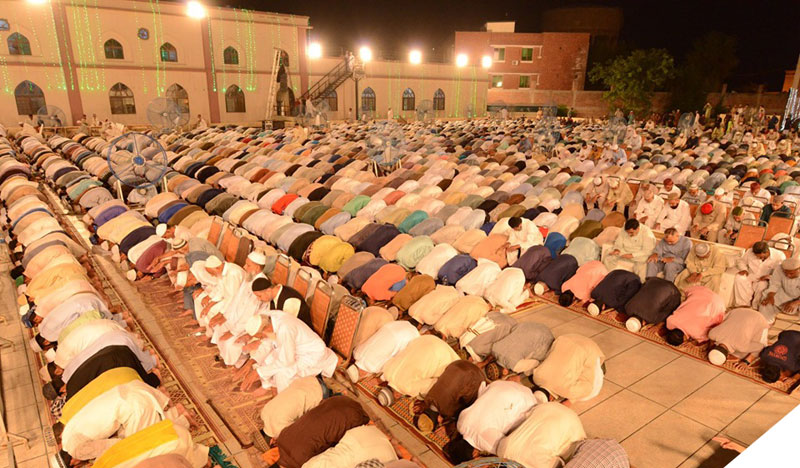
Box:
782;257;800;270
694;243;710;257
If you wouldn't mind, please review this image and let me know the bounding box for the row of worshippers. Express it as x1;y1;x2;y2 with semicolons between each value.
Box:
30;135;639;467
0;159;211;468
10;130;432;467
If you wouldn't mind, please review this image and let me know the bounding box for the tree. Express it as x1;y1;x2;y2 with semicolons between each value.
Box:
589;48;675;115
671;32;738;112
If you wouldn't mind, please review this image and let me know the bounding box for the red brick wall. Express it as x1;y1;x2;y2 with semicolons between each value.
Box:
455;31;589;91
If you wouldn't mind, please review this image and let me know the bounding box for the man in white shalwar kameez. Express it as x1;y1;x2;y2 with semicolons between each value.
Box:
603;219;656;280
505;217;543;263
484;267;530;312
633;186;664;228
733;241;784;307
196;258;245;339
654;192;692;234
759;257;800;324
241;310;337;394
210;251;268;366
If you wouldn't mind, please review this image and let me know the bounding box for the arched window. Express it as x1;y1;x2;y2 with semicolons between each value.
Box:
160;42;177;62
109;82;136;114
14;80;45;115
225;85;246;113
223;46;239;65
402;88;415;111
433;89;445;111
322;90;338;112
104;39;124;59
166;83;190;115
361;87;376;112
8;32;31;56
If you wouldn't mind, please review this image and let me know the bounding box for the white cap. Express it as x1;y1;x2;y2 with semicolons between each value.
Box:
205;255;222;269
245;314;267;336
625;317;642;333
176;270;188;288
247;250;267;266
156;223;167;237
714;188;725;196
44;348;56;363
708;348;727;366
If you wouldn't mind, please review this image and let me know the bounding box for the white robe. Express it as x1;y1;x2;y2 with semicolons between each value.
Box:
215;273;266;365
252;311;337;392
484;267;530;312
633;197;664;228
353;321;420;373
455;259;502;296
457;380;537;454
655;201;692;234
733;249;784;307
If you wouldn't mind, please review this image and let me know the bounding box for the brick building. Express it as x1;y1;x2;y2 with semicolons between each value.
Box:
455;22;590;110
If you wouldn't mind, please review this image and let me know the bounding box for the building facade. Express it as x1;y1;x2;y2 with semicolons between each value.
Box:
455;22;590;111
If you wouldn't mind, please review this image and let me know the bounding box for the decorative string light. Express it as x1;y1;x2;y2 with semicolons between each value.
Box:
91;0;106;91
217;9;227;93
290;14;299;94
207;16;218;92
455;67;461;118
244;9;257;91
131;0;149;93
50;2;74;91
233;8;242;90
0;55;11;94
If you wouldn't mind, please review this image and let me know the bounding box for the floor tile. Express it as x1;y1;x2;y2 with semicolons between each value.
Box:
5;404;42;434
551;316;609;338
673;372;769;430
622;411;717;468
723;391;800;445
570;380;622;415
2;383;36;411
604;341;679;387
2;428;47;463
677;439;742;468
0;348;30;370
579;389;666;441
591;328;643;359
524;305;577;328
16;455;50;468
629;356;721;407
1;365;33;391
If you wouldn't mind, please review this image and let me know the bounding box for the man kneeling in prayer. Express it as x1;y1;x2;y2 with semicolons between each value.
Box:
235;277;337;394
759;330;800;383
706;307;770;367
665;286;726;347
411;360;484;434
532;334;605;403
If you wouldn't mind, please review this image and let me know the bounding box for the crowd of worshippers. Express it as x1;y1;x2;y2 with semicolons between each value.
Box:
0;137;210;467
5;109;800;468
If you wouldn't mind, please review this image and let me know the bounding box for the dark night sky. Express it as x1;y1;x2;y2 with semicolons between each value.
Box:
227;0;800;90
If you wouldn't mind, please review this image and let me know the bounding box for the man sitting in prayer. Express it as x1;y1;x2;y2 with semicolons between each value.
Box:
733;241;784;308
211;250;268;367
690;202;726;242
646;227;691;281
601;177;633;214
718;206;754;245
602;219;655;280
235;278;337;394
682;183;706;205
759;257;800;324
657;178;681;199
747;181;772;202
674;242;726;294
654;192;691;235
503;216;542;263
632;185;663;228
582;177;607;210
759;195;792;225
195;255;245;338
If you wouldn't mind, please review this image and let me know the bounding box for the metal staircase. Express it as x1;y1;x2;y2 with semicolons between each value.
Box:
299;55;362;106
